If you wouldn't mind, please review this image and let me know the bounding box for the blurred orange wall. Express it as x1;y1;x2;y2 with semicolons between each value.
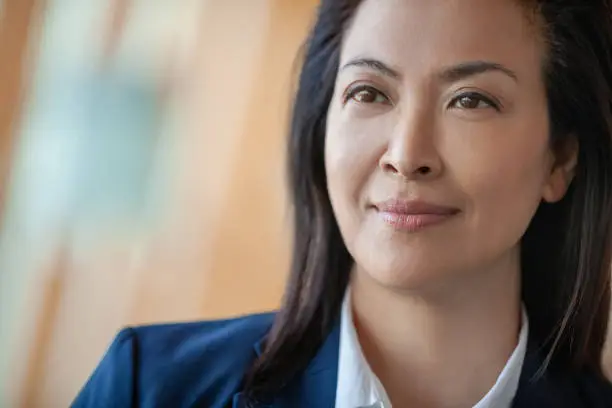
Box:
2;1;318;407
0;0;42;229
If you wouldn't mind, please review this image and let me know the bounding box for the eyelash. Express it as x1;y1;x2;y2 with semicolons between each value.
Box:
448;92;501;111
343;84;391;105
343;84;501;112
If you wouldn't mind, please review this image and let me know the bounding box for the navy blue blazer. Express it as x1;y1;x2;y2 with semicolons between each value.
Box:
72;312;612;408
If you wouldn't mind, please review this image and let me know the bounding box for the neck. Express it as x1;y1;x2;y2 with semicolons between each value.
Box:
351;253;523;408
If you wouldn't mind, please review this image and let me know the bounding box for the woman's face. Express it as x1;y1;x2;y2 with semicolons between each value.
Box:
325;0;574;291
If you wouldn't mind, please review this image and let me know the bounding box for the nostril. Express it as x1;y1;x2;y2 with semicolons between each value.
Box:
382;163;399;174
417;166;431;175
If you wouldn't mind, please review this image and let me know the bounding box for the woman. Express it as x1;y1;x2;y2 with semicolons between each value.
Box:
73;0;612;407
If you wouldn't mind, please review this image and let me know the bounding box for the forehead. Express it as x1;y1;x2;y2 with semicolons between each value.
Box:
341;0;545;77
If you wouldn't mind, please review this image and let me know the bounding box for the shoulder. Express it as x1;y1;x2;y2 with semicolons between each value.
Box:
132;312;276;395
72;312;276;408
132;311;275;369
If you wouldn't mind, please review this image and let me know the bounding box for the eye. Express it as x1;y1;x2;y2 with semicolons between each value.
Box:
449;92;500;111
344;84;391;105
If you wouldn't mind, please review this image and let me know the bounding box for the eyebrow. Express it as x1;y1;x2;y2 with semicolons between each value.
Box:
439;61;518;83
340;58;518;83
341;58;401;78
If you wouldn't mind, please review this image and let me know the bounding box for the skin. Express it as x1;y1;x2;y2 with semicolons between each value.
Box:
324;0;576;406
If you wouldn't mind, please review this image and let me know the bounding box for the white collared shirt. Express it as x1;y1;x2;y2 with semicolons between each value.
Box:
334;290;529;408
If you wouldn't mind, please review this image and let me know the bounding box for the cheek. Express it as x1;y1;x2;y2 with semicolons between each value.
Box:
325;107;389;238
450;118;551;241
326;106;389;169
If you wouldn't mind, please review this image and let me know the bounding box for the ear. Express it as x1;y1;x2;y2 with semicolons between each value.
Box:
542;137;578;203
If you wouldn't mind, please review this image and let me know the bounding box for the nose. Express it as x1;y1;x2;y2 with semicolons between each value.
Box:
379;108;443;180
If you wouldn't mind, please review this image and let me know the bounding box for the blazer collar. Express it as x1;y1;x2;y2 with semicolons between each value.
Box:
233;321;592;408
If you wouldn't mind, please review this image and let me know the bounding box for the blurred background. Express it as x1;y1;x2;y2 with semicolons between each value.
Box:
0;0;318;406
1;1;612;407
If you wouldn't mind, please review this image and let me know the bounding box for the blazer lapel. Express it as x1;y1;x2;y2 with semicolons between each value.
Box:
232;320;341;408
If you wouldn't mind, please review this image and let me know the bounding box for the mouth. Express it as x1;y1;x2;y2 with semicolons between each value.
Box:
372;199;460;232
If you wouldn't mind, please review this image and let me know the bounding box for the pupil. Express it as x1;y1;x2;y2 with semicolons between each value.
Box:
461;96;478;108
358;90;375;103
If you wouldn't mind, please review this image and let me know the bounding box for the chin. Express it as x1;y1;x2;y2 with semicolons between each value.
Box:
355;254;450;292
347;225;469;291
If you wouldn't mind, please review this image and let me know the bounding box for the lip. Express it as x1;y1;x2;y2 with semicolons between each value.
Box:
373;199;460;232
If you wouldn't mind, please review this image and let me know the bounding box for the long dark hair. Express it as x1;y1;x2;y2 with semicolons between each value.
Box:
244;0;612;402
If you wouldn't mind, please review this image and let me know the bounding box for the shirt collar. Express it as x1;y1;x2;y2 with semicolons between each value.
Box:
335;289;529;408
335;288;392;408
